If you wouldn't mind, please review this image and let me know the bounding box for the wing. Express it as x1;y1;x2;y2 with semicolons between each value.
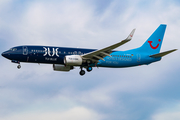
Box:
82;29;136;62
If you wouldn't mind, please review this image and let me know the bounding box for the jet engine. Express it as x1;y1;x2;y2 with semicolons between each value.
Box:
64;55;83;66
53;64;74;72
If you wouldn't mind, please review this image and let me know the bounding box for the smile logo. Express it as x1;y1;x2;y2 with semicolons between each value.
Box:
148;39;161;49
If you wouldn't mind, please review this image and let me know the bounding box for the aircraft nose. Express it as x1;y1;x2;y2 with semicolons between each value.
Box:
1;52;5;57
1;51;9;58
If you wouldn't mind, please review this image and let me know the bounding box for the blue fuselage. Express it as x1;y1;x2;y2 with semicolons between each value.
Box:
2;45;161;68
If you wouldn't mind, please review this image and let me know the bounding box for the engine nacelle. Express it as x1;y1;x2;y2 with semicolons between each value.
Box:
53;64;74;72
64;55;83;66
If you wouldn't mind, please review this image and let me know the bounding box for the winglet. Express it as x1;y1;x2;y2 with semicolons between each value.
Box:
126;29;136;40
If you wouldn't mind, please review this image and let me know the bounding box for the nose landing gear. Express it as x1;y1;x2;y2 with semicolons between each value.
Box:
17;64;21;69
11;60;21;69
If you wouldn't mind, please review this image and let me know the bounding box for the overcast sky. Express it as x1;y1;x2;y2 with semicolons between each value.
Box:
0;0;180;120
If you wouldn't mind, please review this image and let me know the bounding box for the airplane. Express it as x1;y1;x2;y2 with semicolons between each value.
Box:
1;24;177;76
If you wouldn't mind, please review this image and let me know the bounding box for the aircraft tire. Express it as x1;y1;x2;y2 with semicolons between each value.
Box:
86;66;92;72
79;70;85;76
17;65;21;69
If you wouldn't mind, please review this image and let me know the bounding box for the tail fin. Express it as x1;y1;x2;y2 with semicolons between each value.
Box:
139;24;166;54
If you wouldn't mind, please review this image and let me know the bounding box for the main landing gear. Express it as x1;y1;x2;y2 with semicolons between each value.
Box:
79;66;93;76
86;66;92;72
79;69;85;76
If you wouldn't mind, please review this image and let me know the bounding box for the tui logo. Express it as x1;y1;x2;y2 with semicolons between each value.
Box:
148;39;161;49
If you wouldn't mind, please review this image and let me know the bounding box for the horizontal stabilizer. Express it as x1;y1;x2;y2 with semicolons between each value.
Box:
149;49;177;58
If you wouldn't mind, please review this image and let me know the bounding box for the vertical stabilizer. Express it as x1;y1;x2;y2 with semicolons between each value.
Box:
139;24;166;54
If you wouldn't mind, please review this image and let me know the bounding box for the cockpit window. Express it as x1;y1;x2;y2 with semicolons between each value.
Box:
10;48;17;51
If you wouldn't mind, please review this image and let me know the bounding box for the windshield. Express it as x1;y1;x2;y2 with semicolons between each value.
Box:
9;48;17;51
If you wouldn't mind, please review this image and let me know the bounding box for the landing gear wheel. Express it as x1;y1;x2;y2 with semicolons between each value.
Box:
79;70;85;76
87;66;92;72
17;65;21;69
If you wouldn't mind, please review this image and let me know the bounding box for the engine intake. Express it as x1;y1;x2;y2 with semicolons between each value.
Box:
64;55;83;66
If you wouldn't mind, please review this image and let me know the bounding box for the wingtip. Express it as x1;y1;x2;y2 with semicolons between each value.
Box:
126;28;136;40
174;49;178;51
172;49;178;51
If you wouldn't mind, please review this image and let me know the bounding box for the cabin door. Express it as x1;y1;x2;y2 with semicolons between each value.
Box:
23;46;28;55
137;54;141;62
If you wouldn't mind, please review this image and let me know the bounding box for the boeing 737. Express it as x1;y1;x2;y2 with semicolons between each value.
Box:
1;24;177;75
